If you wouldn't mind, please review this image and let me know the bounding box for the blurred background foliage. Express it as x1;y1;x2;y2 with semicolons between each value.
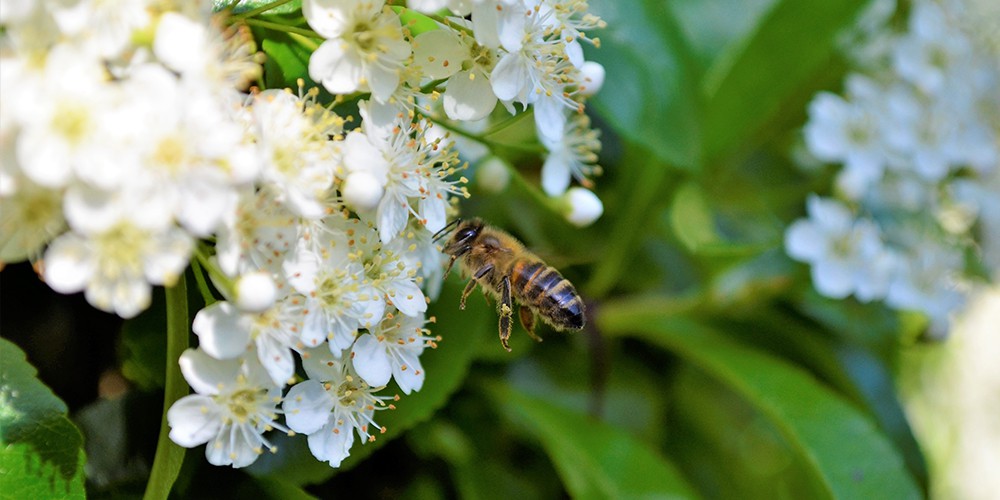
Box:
4;0;969;497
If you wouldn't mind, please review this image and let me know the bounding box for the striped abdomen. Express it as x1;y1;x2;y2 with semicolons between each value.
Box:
510;259;585;330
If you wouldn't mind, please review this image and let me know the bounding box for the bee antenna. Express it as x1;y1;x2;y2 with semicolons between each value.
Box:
433;218;462;243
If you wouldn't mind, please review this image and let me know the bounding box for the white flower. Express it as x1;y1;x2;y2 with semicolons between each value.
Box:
193;296;308;386
304;0;410;102
167;349;288;468
234;271;279;313
392;220;448;299
489;3;591;142
354;225;429;319
892;1;971;95
885;242;966;336
43;185;192;318
73;0;151;58
883;85;966;182
804;76;889;198
283;216;380;355
785;195;897;301
250;89;340;219
413;25;500;121
282;349;395;467
561;187;603;227
216;189;300;279
540;112;601;196
343;113;465;243
154;11;262;92
475;156;512;193
579;61;606;96
351;310;435;394
0;173;65;264
13;44;114;189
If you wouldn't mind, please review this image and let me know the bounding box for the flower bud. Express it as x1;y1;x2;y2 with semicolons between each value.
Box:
579;62;606;96
561;187;603;227
235;271;277;312
342;171;385;211
476;156;511;193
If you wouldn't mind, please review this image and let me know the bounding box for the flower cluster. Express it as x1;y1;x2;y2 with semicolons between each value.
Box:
787;0;1000;336
0;0;606;469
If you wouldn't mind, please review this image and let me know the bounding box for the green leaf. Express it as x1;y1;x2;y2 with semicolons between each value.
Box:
214;0;302;15
670;181;719;252
700;0;867;160
597;309;921;499
261;35;315;90
587;0;702;169
391;6;439;36
667;0;776;70
248;277;489;484
0;338;86;500
487;384;697;500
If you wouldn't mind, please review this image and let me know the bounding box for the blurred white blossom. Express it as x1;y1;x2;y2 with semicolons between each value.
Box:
789;0;999;335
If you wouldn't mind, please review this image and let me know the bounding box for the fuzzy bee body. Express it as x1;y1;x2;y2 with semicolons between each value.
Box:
440;218;585;351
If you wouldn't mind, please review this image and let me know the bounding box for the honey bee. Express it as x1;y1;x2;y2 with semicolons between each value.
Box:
437;218;586;351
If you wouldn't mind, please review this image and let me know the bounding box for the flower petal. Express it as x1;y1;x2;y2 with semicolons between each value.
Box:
444;69;497;121
387;280;427;317
351;334;392;388
307;419;354;467
193;302;252;360
178;348;242;395
167;394;222;447
284;379;335;435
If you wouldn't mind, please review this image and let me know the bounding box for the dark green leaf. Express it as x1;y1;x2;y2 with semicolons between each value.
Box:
262;36;314;90
597;309;921;499
587;0;702;169
668;366;826;499
700;0;868;160
487;384;697;500
248;277;489;484
0;338;86;499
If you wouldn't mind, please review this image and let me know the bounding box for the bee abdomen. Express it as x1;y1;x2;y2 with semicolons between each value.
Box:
512;261;586;330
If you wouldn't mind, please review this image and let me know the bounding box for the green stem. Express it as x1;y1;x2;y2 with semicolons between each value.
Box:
485;110;532;136
194;244;233;299
289;32;320;52
418;108;545;155
504;162;564;215
190;257;218;306
143;277;190;500
229;0;295;21
242;18;323;39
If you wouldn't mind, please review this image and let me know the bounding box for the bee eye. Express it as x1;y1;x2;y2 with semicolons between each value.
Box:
455;227;477;242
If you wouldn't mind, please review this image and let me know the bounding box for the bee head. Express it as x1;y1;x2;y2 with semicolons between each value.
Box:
439;218;484;256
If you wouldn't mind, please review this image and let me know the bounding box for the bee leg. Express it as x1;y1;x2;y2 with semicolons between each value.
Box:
498;275;513;352
442;255;458;281
460;264;494;310
459;279;477;310
518;306;543;343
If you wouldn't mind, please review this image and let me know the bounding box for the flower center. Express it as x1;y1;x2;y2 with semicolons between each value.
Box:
52;102;92;145
96;223;149;279
152;134;189;174
469;43;494;71
352;23;376;52
227;388;267;421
